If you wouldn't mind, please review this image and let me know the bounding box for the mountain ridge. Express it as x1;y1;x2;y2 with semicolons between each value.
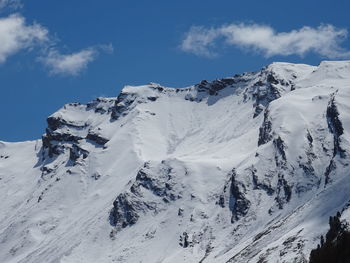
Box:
0;60;350;263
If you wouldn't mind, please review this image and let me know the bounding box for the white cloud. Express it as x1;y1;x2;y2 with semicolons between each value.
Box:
40;48;97;76
0;13;113;76
181;26;220;57
181;23;350;58
0;14;48;63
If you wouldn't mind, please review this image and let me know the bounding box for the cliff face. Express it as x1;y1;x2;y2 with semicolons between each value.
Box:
0;61;350;263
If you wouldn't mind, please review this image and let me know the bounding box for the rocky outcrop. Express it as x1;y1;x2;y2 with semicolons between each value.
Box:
251;166;274;195
326;94;345;158
252;70;291;118
131;165;178;202
258;108;273;146
273;136;287;167
195;77;237;96
86;132;109;145
69;144;89;163
109;161;183;229
229;169;250;222
298;130;317;182
109;193;149;228
86;97;115;114
111;91;137;120
324;93;346;184
41;98;114;160
275;174;292;209
42;114;86;158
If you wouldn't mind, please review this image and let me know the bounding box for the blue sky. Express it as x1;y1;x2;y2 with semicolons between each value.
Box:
1;0;350;141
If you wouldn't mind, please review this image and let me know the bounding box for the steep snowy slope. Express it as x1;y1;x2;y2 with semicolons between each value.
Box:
0;61;349;263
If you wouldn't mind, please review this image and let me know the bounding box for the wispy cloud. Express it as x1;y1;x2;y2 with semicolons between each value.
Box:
0;0;22;10
40;48;97;76
181;26;220;57
0;14;48;63
0;12;113;76
181;23;350;59
39;44;113;76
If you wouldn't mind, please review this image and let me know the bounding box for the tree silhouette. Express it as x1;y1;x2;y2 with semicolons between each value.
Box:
309;212;350;263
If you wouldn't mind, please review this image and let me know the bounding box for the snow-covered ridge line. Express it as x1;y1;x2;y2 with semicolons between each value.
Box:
46;61;318;127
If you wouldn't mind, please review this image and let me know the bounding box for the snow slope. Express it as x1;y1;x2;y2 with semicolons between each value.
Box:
0;61;350;263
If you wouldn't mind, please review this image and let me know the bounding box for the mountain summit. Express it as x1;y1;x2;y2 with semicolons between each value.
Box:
1;61;350;263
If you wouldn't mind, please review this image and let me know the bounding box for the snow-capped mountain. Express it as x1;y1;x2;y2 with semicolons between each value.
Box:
1;61;350;263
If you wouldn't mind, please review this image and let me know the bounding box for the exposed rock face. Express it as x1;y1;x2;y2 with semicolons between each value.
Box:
42;115;86;157
111;90;137;120
258;108;273;146
69;144;89;163
229;169;250;222
251;67;293;118
273;136;287;166
324;93;347;184
86;97;115;114
109;160;184;229
41;98;114;163
326;93;345;158
109;192;143;228
275;174;292;209
111;83;162;120
195;78;237;96
86;132;109;145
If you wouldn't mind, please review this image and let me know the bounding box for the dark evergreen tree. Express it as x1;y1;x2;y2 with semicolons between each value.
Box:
309;213;350;263
320;235;324;247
